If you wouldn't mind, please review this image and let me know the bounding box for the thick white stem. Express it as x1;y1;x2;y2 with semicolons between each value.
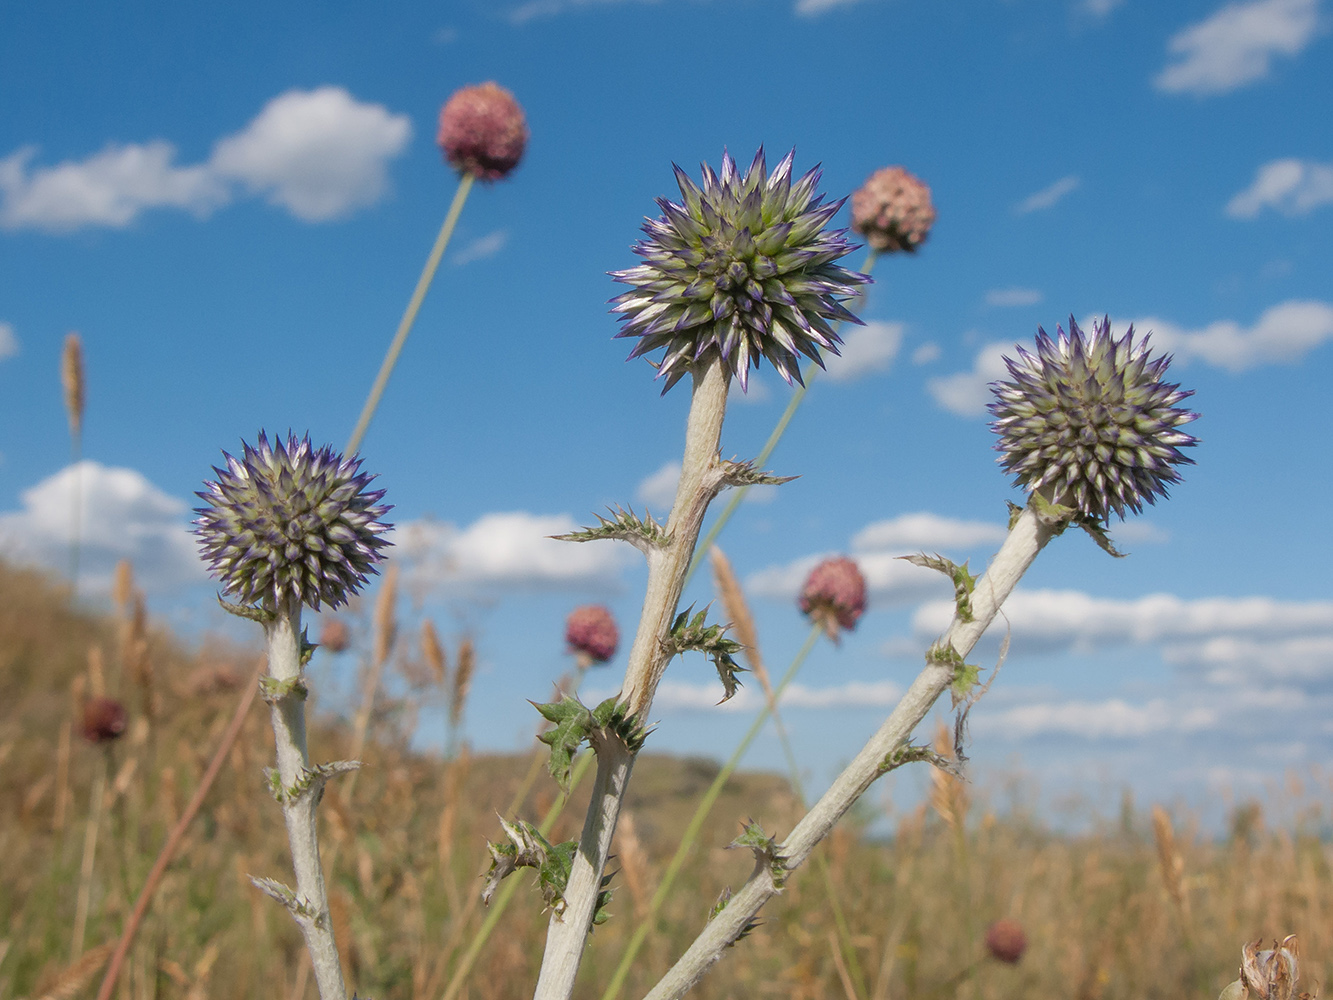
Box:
532;359;731;1000
265;598;348;1000
641;505;1059;1000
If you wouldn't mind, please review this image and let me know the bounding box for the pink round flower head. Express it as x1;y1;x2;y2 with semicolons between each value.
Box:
800;556;867;642
436;82;528;182
851;166;936;253
565;604;619;664
81;696;127;744
320;618;351;654
985;919;1027;964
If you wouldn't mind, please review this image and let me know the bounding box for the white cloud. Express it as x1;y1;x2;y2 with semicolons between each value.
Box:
1081;0;1125;17
210;87;411;222
452;229;509;266
853;512;1007;553
1163;634;1333;683
1226;158;1333;217
1154;0;1322;96
0;461;204;592
635;678;906;713
0;88;410;231
985;287;1043;308
636;461;680;513
976;697;1218;739
0;321;17;361
795;0;869;16
1133;300;1333;370
1015;175;1080;214
0;142;225;232
396;512;634;592
926;342;1012;416
824;320;903;381
911;342;941;365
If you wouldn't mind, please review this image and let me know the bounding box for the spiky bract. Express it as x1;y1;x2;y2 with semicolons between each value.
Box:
194;433;392;612
611;148;870;393
988;317;1199;520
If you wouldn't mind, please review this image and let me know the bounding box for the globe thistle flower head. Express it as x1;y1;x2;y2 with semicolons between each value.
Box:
799;556;867;642
611;147;871;394
988;317;1199;521
82;696;127;744
437;82;528;182
194;433;392;613
851;166;936;254
565;604;619;664
985;919;1027;964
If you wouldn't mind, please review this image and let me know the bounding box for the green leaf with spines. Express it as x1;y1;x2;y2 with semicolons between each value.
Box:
481;819;580;916
263;760;360;805
250;876;322;923
590;697;649;754
1006;501;1024;530
1072;514;1128;558
900;553;979;622
926;641;983;704
299;626;318;666
553;506;668;554
532;696;594;791
951;662;982;700
718;458;798;489
666;604;746;702
727;819;787;887
878;741;956;777
260;675;308;704
217;594;276;624
707;886;761;943
1030;491;1077;528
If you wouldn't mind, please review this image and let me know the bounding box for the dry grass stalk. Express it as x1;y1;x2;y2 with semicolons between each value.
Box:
36;942;112;1000
451;637;475;732
421;618;448;687
52;716;72;832
927;721;968;834
61;333;85;441
86;646;106;698
1152;804;1191;923
112;560;134;617
372;562;399;671
827;929;860;1000
613;810;653;921
710;545;772;699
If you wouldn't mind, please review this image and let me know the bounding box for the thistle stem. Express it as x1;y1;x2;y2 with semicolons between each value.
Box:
600;623;820;1000
642;503;1061;1000
263;598;348;1000
685;249;879;586
533;358;731;1000
346;172;475;455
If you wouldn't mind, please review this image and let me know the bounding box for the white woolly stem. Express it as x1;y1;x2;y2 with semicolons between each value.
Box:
640;504;1060;1000
532;358;731;1000
264;597;349;1000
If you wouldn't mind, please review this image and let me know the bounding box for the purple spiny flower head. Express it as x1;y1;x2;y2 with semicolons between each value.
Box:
194;433;392;612
611;148;871;394
800;556;867;642
565;604;619;664
988;317;1199;520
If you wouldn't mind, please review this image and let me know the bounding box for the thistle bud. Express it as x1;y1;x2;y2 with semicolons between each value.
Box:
851;166;936;254
799;556;866;642
985;918;1027;964
565;604;619;664
988;317;1199;520
193;433;392;612
611;147;870;393
81;696;127;743
437;82;528;182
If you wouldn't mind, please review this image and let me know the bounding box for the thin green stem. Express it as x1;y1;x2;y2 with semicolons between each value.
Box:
685;250;879;585
346;172;475;456
598;623;822;1000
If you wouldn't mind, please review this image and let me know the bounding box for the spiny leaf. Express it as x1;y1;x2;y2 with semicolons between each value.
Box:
728;819;787;887
1006;500;1024;530
1073;514;1128;558
951;662;982;701
718;458;798;489
218;595;275;624
591;697;649;754
900;553;979;622
666;603;747;703
553;506;668;554
260;675;308;704
878;741;958;777
533;695;594;791
482;819;578;914
299;626;318;667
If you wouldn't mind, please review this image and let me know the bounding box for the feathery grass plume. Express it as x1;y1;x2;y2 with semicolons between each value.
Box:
710;546;770;697
371;563;399;675
927;721;968;835
564;604;619;666
61;332;85;587
851;166;936;254
989;317;1199;519
612;810;653;921
421;619;448;687
111;560;134;615
800;555;867;644
611;147;870;393
1152;805;1191;925
36;942;113;1000
450;637;475;734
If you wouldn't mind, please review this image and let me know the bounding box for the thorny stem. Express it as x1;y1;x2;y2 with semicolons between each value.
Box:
264;598;349;1000
532;358;731;1000
346;172;475;455
642;503;1061;1000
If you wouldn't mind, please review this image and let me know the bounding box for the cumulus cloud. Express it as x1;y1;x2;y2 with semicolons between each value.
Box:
852;512;1007;552
1134;300;1333;371
1164;634;1333;684
396;511;634;592
1226;158;1333;217
985;288;1043;308
452;229;509;266
912;342;941;365
636;462;680;513
0;87;411;232
0;321;17;361
1155;0;1322;96
1015;175;1080;214
824;321;903;381
628;678;906;713
0;461;203;592
926;342;1011;416
975;697;1219;739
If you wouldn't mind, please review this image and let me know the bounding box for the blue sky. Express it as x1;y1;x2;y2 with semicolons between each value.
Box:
1;0;1331;822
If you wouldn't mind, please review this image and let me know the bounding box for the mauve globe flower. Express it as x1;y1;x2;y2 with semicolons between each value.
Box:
319;618;351;653
437;82;528;182
611;147;870;394
988;317;1199;520
985;919;1027;964
565;604;619;664
851;166;936;254
799;556;867;641
194;433;392;612
81;696;127;744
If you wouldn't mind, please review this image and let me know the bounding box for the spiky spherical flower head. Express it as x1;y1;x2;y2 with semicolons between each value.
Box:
565;604;619;664
851;166;936;254
194;433;392;613
611;148;871;394
800;556;867;641
985;919;1027;964
437;82;528;182
82;696;127;744
988;317;1199;521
